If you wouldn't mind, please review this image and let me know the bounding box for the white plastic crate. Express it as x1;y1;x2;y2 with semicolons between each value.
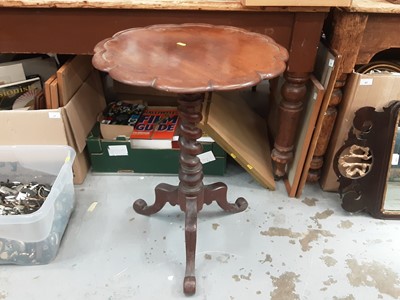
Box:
0;145;76;265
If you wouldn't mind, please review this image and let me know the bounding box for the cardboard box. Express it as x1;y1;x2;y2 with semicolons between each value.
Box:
0;69;106;184
321;72;400;192
87;123;227;175
99;100;145;140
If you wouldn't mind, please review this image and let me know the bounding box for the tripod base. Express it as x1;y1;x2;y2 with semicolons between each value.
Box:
133;182;248;295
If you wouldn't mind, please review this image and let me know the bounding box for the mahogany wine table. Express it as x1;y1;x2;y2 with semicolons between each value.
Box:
92;23;288;295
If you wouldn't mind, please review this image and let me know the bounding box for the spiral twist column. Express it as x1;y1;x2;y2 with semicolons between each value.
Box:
178;93;205;199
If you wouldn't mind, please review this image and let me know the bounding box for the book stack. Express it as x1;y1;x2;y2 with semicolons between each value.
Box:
130;106;180;149
99;102;216;150
0;63;43;110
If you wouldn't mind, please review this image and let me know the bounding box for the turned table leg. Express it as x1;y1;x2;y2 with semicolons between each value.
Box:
307;74;348;182
133;92;248;295
271;71;309;178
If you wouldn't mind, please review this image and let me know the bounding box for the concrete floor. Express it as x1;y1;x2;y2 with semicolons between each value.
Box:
0;160;400;300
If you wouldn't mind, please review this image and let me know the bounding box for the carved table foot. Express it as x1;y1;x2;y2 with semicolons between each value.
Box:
204;182;248;212
133;183;180;215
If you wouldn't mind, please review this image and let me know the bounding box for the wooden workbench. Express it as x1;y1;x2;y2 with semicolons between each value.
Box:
308;0;400;182
0;0;329;179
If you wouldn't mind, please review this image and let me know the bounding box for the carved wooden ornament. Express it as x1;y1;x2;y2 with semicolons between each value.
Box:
334;101;400;219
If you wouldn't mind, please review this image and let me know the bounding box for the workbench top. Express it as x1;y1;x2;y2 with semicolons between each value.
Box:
348;0;400;13
0;0;329;12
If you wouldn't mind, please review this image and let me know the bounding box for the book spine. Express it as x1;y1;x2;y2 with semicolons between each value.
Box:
131;108;179;140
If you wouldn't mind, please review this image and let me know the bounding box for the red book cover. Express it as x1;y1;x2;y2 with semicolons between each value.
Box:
130;106;179;149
